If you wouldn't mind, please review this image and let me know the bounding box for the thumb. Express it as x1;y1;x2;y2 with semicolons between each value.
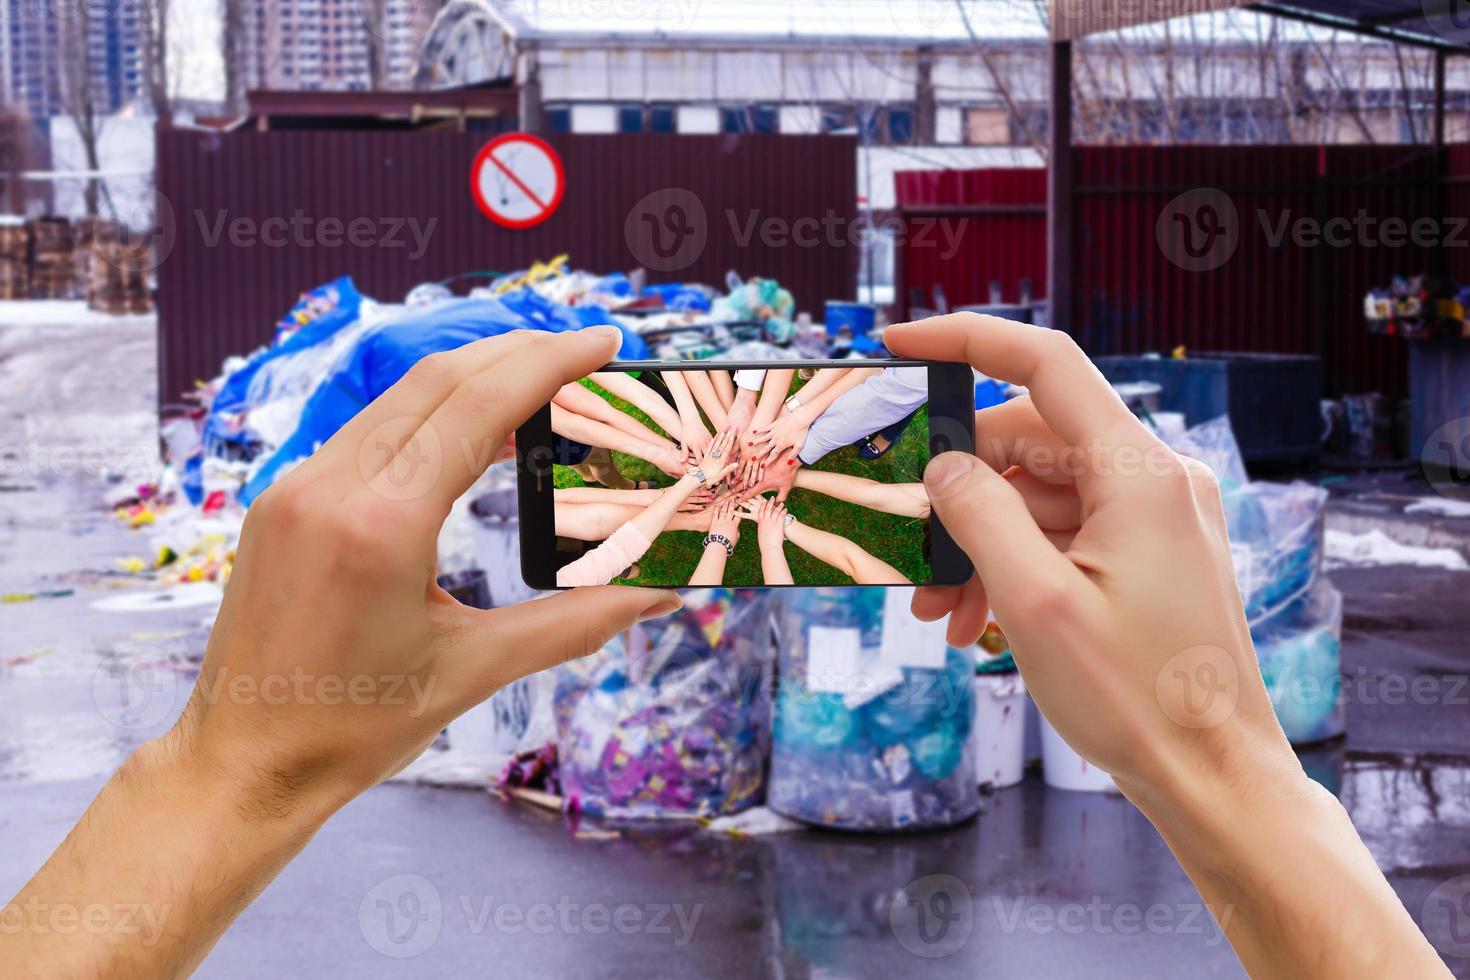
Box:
925;452;1080;625
440;587;682;711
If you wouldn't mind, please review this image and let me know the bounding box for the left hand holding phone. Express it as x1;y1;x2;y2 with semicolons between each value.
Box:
0;328;684;978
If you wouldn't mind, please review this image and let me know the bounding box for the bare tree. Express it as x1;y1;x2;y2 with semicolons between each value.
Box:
222;0;252;114
135;0;174;123
54;7;105;215
360;0;391;89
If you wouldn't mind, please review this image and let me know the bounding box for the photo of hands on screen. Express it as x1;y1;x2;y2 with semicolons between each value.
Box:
551;365;933;588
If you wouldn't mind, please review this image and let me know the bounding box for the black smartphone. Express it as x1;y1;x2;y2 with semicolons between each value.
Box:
516;359;976;590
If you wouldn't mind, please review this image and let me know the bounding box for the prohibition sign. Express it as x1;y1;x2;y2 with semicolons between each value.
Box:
470;133;566;229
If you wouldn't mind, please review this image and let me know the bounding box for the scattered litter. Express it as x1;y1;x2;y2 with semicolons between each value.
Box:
1404;498;1470;519
1;644;55;668
573;828;622;842
91;583;225;613
1325;528;1470;571
504;787;565;813
704;806;805;837
389;746;505;789
2;589;75;604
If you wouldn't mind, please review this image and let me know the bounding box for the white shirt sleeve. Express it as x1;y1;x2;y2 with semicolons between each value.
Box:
734;369;766;392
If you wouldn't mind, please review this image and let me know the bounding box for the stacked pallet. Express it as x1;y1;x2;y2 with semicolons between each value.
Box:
28;216;77;300
88;231;154;315
0;219;28;300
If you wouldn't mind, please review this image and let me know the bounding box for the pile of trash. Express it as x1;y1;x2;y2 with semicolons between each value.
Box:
1168;416;1343;745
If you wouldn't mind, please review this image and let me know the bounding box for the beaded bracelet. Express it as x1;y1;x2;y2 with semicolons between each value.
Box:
703;533;735;556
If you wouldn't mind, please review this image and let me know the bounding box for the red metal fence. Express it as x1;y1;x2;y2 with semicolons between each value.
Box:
896;145;1467;398
155;130;858;406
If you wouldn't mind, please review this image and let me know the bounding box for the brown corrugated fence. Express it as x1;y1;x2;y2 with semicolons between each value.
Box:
155;130;858;406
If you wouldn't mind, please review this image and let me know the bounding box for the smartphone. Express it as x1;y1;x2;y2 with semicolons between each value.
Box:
517;359;975;590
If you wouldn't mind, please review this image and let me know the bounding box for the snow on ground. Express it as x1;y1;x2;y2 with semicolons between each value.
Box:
1405;497;1470;519
1326;528;1470;572
0;302;160;484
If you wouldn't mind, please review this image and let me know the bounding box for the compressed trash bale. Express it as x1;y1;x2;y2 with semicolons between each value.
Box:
553;588;775;819
769;588;979;832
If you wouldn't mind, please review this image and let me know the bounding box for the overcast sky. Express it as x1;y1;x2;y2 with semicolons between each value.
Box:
168;0;1344;104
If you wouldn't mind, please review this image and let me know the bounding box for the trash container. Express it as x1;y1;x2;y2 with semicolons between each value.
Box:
768;588;980;832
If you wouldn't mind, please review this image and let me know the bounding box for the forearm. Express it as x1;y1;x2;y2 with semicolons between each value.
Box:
759;543;794;585
799;367;881;418
1;735;331;979
552;406;676;464
663;371;705;428
753;369;796;428
790;367;849;402
793;471;931;518
785;521;908;584
559;386;671;447
684;372;728;429
710;370;735;409
629;475;702;541
1135;766;1449;980
589;373;682;436
688;541;730;587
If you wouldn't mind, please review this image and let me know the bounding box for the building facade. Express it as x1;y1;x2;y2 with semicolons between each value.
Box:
1;0;144;119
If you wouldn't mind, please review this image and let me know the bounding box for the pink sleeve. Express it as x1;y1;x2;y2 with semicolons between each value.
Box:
555;522;654;587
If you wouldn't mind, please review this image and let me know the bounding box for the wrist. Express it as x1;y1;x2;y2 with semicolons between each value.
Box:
145;717;342;839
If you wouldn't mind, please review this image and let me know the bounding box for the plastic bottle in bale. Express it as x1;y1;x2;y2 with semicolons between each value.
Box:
1252;580;1345;746
769;588;980;832
553;588;775;819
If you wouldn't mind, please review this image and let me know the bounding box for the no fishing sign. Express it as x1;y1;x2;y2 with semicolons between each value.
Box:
470;133;566;230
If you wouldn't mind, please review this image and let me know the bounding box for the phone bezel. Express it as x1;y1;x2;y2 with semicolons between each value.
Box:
516;359;976;591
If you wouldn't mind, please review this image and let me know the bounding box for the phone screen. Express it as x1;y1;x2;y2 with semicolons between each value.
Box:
519;360;975;591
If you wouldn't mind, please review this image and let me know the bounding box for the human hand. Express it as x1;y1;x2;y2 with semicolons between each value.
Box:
652;444;689;479
174;328;683;818
741;446;801;501
884;312;1457;980
749;409;813;463
679;485;716;513
694;430;737;486
680;416;713;464
708;497;742;545
719;388;758;464
885;314;1285;804
740;495;789;553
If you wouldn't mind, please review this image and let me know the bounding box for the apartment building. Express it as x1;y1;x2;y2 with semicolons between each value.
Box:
1;0;144;119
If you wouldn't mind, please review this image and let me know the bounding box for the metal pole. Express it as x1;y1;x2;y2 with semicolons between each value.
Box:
1047;40;1073;334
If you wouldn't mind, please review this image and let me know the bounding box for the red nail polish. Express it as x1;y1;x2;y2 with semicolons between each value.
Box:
787;459;796;466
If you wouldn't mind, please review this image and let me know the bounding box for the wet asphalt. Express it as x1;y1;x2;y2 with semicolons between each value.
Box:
2;310;1469;977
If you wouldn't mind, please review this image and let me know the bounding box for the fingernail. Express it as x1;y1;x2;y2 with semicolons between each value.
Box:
636;591;683;623
585;325;624;349
925;453;975;500
786;459;795;466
